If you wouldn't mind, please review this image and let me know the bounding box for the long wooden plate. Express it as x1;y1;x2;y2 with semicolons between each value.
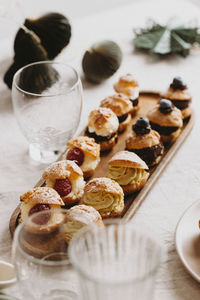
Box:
9;92;194;236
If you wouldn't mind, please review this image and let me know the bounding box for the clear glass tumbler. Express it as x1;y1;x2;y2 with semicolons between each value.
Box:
12;61;82;163
12;209;79;300
69;220;163;300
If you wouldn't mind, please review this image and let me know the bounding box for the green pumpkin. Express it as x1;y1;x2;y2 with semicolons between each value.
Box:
82;40;122;83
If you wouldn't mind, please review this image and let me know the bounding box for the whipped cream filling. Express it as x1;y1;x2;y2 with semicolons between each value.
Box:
88;114;119;137
83;191;123;214
107;166;147;185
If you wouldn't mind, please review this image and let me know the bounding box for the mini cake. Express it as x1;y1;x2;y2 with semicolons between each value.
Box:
107;150;149;195
126;117;164;167
65;136;100;178
82;177;124;218
42;160;85;205
161;77;192;120
147;99;183;144
114;74;139;116
19;187;65;233
64;204;104;244
86;107;119;151
100;93;132;133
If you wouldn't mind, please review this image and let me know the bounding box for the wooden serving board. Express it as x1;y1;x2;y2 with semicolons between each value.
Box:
9;92;194;236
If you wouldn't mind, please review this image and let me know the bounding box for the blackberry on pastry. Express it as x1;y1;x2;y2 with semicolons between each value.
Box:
113;74;139;116
64;136;100;179
126;117;164;167
107;150;149;195
147;99;183;144
42;160;85;205
100;93;132;133
161;76;192;120
86;107;119;152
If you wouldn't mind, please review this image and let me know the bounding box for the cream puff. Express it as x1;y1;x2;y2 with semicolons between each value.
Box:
107;150;149;195
82;177;124;218
100;93;132;133
161;77;192;120
64;204;104;244
19;187;65;233
114;74;139;116
42;160;85;205
86;107;119;151
147;99;183;144
64;136;100;178
126;117;164;167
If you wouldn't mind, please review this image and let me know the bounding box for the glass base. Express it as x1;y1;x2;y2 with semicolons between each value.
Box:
42;289;78;300
29;144;62;164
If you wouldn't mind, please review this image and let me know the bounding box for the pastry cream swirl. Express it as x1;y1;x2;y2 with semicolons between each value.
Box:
107;166;146;185
83;192;122;214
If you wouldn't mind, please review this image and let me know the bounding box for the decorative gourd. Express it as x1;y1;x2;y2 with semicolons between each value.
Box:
82;40;122;83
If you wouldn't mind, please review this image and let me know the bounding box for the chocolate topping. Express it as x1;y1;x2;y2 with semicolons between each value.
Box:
86;127;116;142
159;99;173;114
129;97;139;107
127;143;164;166
170;77;187;90
117;113;128;123
132;117;151;135
171;99;190;111
150;122;179;136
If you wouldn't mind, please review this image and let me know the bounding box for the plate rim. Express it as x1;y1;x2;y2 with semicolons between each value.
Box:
175;199;200;282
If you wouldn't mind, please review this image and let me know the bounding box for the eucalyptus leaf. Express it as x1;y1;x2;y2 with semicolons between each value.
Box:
133;19;200;57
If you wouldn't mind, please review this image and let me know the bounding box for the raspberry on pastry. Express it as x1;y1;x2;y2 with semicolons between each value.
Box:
64;136;100;178
82;177;124;218
126;117;164;167
107;150;149;195
64;204;104;244
86;107;119;152
42;160;85;205
147;99;183;144
100;93;132;133
19;187;65;233
161;77;192;120
113;74;139;116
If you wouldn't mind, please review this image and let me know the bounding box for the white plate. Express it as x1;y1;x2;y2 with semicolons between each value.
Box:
175;200;200;282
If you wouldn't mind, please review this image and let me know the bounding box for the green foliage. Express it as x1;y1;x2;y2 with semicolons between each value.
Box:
133;20;200;57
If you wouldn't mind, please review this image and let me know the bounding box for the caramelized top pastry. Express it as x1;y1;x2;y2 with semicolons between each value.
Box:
88;107;119;137
100;94;132;117
66;136;100;176
19;187;64;232
64;204;103;243
42;160;85;204
114;74;139;98
83;177;124;218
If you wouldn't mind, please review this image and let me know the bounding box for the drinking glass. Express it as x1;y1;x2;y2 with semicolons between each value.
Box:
12;61;83;163
12;209;79;300
69;219;163;300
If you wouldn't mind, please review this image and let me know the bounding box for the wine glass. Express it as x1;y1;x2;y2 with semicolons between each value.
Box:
12;209;80;300
69;219;163;300
12;61;83;164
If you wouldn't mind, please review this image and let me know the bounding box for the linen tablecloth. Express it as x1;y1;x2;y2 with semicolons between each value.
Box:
1;0;200;298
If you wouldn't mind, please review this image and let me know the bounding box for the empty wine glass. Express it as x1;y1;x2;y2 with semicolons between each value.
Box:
12;209;80;300
12;61;83;163
69;219;163;300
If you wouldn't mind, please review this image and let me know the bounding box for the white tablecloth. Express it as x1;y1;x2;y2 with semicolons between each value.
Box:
1;0;200;298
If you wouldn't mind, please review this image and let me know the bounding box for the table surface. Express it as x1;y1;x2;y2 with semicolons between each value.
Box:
1;0;200;298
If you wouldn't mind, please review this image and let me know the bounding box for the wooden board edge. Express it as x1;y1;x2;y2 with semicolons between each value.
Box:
123;111;194;221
